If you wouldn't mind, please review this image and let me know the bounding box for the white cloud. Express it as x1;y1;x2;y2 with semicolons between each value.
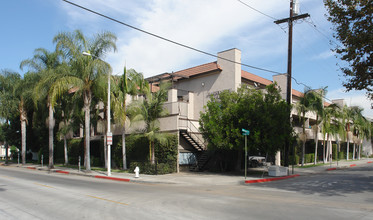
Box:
327;88;373;118
77;0;289;77
311;50;335;60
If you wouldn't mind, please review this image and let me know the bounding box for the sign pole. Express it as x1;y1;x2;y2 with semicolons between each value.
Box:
245;135;247;179
242;128;250;180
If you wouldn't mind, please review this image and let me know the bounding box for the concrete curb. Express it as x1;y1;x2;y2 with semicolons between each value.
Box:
55;170;70;174
94;175;130;182
244;174;300;184
324;161;373;171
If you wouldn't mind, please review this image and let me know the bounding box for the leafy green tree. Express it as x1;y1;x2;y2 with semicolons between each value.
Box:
129;81;170;164
324;0;373;100
200;84;293;170
112;67;149;169
20;48;67;169
51;30;117;171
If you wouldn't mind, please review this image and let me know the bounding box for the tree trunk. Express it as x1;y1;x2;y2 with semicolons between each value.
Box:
325;134;330;163
122;130;127;170
322;134;326;163
352;143;356;160
314;118;319;165
48;103;55;169
64;136;68;165
104;134;107;169
346;137;350;160
84;92;91;171
5;141;8;165
301;112;306;166
21;119;26;165
329;139;332;163
151;141;155;165
301;141;306;166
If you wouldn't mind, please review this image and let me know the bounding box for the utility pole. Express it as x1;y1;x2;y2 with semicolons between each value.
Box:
274;0;309;168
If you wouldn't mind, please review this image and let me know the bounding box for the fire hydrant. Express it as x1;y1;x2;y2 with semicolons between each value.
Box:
134;166;140;178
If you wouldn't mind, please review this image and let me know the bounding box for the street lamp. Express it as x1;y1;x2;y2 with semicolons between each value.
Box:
83;51;112;176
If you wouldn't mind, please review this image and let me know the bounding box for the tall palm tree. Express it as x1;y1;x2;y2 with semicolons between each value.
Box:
51;30;117;171
309;89;325;165
342;105;354;160
351;106;370;160
0;70;21;164
112;67;149;169
296;89;320;166
321;104;339;163
20;48;67;169
129;81;170;164
14;72;41;165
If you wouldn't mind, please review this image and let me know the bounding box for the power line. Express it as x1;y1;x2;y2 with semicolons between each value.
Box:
236;0;278;21
62;0;283;75
62;0;333;102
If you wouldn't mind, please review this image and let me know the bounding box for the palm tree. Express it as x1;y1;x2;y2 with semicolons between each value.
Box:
20;48;67;169
129;81;170;164
351;107;370;160
0;70;21;164
296;89;321;166
112;67;149;169
309;89;325;165
342;105;354;160
14;72;41;165
321;104;339;163
51;30;117;171
57;92;82;165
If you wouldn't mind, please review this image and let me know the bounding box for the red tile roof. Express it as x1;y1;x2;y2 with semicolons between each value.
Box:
173;62;222;78
241;70;272;86
148;61;307;99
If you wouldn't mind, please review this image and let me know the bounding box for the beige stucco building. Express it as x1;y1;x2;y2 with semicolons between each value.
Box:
78;48;371;171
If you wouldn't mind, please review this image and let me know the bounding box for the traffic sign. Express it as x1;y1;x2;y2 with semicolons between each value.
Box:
107;132;112;145
241;128;250;136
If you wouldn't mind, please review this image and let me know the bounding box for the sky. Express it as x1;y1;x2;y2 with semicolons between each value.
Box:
1;0;372;117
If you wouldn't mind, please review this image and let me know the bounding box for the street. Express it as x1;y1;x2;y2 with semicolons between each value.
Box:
0;164;372;220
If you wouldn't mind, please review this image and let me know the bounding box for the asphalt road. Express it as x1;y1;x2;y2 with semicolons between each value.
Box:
0;164;372;220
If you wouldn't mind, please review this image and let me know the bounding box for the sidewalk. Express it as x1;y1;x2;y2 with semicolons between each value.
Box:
2;158;372;186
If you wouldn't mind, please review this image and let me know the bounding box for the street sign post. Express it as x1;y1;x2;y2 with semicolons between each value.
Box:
242;129;250;179
107;132;113;145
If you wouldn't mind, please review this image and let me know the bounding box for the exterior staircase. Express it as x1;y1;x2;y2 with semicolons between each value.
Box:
180;129;205;151
189;151;210;172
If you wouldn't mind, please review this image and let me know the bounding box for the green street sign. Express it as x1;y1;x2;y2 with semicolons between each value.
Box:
241;128;250;136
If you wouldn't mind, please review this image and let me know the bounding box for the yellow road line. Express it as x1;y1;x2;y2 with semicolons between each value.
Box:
0;175;15;180
33;182;55;189
86;195;128;206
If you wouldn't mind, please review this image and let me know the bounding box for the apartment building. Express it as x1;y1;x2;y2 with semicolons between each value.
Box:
79;48;370;171
140;48;372;170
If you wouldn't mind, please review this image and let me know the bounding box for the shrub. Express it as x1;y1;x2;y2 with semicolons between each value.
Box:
289;155;300;165
332;144;338;160
305;153;314;163
338;151;344;160
68;138;84;165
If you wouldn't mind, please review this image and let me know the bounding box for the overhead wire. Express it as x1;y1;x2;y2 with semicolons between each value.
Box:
63;0;336;103
61;0;283;75
235;0;339;102
236;0;278;21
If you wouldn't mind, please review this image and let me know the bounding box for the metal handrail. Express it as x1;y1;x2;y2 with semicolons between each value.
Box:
183;119;206;150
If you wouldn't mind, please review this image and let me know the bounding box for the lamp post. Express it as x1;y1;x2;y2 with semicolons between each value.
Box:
83;52;111;176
